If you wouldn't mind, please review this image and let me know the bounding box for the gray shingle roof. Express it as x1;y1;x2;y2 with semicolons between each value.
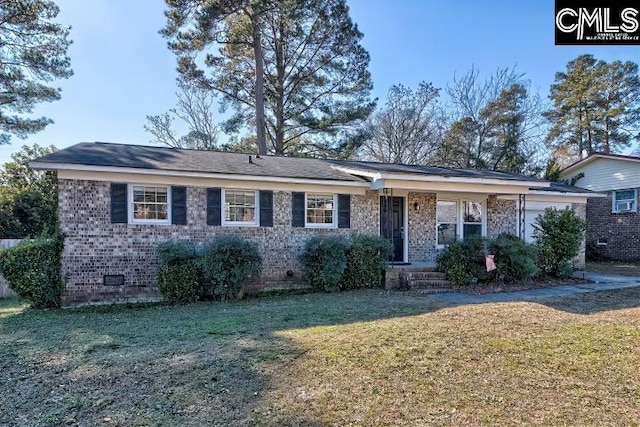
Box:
34;142;367;182
327;159;546;183
33;142;591;196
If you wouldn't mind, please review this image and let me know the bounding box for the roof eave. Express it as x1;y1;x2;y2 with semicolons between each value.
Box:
29;161;370;187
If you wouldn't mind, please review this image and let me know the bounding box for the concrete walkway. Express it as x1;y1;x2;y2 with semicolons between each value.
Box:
432;272;640;304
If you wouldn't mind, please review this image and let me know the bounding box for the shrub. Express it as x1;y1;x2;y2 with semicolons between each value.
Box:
155;240;202;303
0;233;64;308
300;235;349;292
436;241;473;286
203;236;262;300
488;233;538;282
533;207;587;277
341;234;391;290
460;236;490;282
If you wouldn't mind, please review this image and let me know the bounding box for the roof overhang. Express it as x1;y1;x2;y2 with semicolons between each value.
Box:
30;161;370;188
332;166;547;195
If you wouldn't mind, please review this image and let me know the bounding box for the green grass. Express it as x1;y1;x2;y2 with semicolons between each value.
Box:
1;289;639;426
587;260;640;277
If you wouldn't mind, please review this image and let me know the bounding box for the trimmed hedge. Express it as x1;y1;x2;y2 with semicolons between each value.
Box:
203;236;262;301
155;240;202;303
300;234;390;291
341;234;391;290
300;235;349;292
437;234;538;286
0;234;64;308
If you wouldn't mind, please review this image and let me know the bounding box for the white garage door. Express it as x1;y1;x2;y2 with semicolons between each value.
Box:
522;202;570;243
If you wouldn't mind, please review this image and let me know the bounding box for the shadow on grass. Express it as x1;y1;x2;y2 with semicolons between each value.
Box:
537;287;640;315
0;290;450;426
1;286;638;425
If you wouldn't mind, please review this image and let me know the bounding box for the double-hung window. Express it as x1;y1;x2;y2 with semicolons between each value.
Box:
223;189;257;225
306;193;336;227
437;200;457;245
437;199;484;245
131;185;170;224
612;189;637;213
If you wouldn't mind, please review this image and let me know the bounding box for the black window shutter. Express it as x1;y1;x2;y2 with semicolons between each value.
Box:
171;186;187;225
259;191;273;227
207;188;221;226
338;194;351;229
110;183;128;224
292;192;305;227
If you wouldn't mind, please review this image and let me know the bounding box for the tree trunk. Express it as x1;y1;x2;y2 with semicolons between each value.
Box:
274;16;286;156
251;12;268;156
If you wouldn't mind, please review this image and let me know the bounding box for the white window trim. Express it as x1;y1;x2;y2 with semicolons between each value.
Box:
436;198;486;247
305;193;338;229
436;199;458;246
612;188;637;213
128;184;171;225
221;189;259;227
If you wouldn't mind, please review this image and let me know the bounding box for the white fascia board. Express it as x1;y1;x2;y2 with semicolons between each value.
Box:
30;161;370;188
371;179;534;195
497;191;597;203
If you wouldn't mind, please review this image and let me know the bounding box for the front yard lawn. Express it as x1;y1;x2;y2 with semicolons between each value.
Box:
1;289;639;426
587;260;640;277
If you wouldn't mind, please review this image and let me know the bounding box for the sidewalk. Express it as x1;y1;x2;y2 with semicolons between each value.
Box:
432;272;640;305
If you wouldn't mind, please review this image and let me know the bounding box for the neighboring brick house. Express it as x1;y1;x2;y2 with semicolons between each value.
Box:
561;153;640;261
32;142;593;305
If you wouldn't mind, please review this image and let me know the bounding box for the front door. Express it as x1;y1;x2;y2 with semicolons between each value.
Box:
380;196;404;262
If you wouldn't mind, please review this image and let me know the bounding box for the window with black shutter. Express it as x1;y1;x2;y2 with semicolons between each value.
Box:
207;188;222;226
110;183;128;223
259;191;273;227
171;186;187;225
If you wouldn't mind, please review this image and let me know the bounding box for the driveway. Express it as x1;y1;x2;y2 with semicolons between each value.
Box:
432;271;640;305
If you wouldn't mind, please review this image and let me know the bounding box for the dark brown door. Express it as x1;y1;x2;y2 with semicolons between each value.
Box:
380;196;404;262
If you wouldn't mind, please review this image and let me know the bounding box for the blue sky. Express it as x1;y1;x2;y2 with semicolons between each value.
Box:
1;0;638;164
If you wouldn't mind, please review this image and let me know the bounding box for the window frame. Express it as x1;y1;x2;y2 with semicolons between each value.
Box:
612;188;637;213
221;188;259;227
436;198;486;247
305;193;337;228
436;200;458;246
129;184;171;225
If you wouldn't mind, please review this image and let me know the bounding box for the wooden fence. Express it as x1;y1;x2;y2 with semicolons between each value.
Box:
0;239;23;298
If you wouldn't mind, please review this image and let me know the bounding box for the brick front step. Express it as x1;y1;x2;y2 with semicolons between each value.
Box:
409;279;451;289
408;272;447;281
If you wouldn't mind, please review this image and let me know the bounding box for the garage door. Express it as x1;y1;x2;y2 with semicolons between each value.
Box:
522;202;570;243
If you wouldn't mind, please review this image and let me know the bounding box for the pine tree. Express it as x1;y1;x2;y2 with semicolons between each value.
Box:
0;0;72;144
163;0;375;156
545;55;640;161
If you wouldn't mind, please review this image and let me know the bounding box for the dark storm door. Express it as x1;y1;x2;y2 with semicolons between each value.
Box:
380;196;404;262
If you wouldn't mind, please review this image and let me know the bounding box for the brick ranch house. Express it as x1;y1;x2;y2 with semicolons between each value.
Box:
31;142;595;305
561;152;640;261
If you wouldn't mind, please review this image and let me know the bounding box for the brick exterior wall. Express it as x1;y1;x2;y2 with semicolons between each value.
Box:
59;179;379;305
585;191;640;261
486;196;517;237
407;192;437;262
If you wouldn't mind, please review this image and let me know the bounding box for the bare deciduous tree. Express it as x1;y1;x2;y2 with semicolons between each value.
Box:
145;80;219;150
361;82;444;164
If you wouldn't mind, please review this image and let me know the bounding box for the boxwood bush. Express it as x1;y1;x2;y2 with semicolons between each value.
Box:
300;235;349;292
488;233;539;282
341;234;391;290
0;233;64;308
203;236;262;301
155;240;202;303
435;241;473;286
